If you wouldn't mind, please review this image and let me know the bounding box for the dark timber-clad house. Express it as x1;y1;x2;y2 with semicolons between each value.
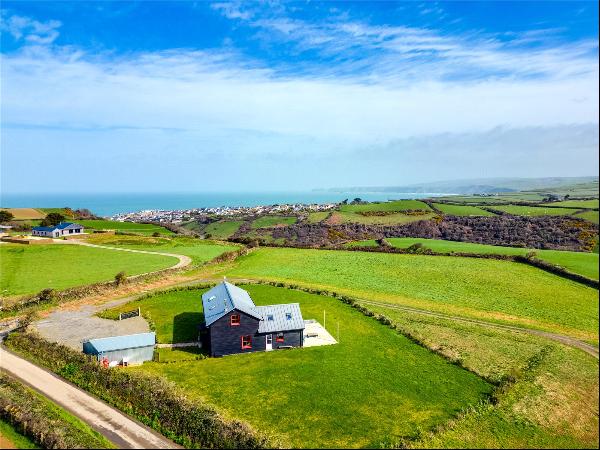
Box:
202;281;305;357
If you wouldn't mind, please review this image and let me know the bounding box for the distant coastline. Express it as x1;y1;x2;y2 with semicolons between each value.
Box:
0;191;454;217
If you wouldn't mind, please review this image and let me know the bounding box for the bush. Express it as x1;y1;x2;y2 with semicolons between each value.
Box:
152;231;161;237
114;271;127;286
5;332;272;448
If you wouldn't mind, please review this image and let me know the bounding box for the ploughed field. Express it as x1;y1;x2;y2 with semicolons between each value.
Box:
132;285;493;448
225;248;599;342
345;237;599;280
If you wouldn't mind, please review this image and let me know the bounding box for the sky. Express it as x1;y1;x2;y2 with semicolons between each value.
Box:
1;1;598;193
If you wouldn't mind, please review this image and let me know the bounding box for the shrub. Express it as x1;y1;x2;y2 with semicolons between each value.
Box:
114;271;127;285
152;231;161;237
38;288;56;303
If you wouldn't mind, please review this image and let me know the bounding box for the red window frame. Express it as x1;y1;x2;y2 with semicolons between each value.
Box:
276;333;284;342
241;335;252;349
230;314;240;326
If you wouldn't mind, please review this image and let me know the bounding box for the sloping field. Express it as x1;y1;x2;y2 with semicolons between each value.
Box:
340;199;432;212
251;216;296;229
203;221;243;239
345;238;599;280
226;248;599;341
134;285;492;448
551;199;599;208
433;203;496;216
0;244;178;296
575;210;599;224
328;211;435;225
0;208;46;220
491;205;581;216
77;219;174;235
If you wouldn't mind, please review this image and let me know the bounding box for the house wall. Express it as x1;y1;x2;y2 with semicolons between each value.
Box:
263;329;303;349
209;311;264;357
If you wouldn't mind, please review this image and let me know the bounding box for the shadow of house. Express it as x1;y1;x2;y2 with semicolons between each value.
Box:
172;312;204;344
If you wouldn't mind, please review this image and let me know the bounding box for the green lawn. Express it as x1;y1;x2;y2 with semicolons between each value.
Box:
575;210;600;224
433;203;496;216
339;199;432;213
84;234;239;266
0;418;39;449
0;243;178;296
134;285;492;448
99;287;203;343
251;216;297;229
491;205;581;216
345;238;599;280
225;248;599;341
203;221;243;239
330;211;435;225
78;219;174;235
551;199;599;208
306;211;330;223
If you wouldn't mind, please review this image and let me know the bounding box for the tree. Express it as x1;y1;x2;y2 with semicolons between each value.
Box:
40;213;65;227
0;210;14;223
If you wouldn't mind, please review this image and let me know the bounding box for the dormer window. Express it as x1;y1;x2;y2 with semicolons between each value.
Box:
285;313;292;320
230;314;240;326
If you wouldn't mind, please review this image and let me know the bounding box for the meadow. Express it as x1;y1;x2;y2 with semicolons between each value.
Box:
133;285;493;448
77;219;174;235
225;248;599;341
432;203;496;216
83;234;239;266
306;211;330;223
202;221;243;239
251;216;297;229
329;210;436;225
0;208;46;220
339;199;432;212
345;237;599;280
551;199;599;208
490;205;581;217
0;243;178;296
575;210;599;224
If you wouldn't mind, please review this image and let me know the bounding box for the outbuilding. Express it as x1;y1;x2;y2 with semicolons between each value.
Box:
202;281;305;357
82;332;155;366
32;221;84;238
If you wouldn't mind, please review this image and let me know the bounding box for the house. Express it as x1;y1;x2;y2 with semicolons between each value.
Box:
32;221;84;238
202;281;305;357
82;332;156;366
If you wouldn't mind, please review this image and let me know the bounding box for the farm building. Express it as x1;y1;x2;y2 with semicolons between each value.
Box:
82;332;155;366
32;221;84;238
202;281;305;357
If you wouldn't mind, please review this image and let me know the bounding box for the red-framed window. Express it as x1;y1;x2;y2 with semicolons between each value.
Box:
230;314;240;326
276;333;284;342
241;335;252;349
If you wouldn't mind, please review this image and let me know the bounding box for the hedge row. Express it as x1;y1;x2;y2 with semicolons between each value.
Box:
4;332;273;449
0;372;112;449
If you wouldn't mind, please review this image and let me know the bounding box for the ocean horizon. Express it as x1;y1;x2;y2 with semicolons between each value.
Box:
0;191;454;217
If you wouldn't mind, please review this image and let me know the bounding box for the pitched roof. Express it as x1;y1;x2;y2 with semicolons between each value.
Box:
257;303;305;333
202;281;262;326
32;222;83;232
32;226;56;231
83;332;156;353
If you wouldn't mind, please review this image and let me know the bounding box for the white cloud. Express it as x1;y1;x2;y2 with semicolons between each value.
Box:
0;12;61;44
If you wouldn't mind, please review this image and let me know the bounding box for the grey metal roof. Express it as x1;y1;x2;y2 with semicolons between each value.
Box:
202;281;262;326
56;222;83;229
257;303;305;333
83;332;155;353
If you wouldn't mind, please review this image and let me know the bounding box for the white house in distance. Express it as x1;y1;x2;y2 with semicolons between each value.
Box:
32;222;84;238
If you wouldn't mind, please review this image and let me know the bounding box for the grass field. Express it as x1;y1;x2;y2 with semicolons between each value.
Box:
225;248;599;341
491;205;581;216
0;208;46;220
0;243;178;296
339;199;432;213
329;211;435;225
0;418;39;449
551;199;599;208
133;284;492;448
83;234;239;266
251;216;297;229
575;210;600;224
203;221;243;239
344;238;599;280
306;211;330;223
78;219;174;235
432;203;496;216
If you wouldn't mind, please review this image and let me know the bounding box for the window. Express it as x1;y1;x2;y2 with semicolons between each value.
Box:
230;314;240;326
267;314;274;321
241;335;252;349
276;333;284;342
285;313;292;320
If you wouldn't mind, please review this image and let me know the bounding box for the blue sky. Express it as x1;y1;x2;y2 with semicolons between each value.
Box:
1;1;598;193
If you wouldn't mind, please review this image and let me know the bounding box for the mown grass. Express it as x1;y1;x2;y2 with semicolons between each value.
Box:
329;211;435;225
225;248;599;341
491;205;581;216
575;210;599;224
344;238;599;280
83;234;239;266
432;203;496;216
0;243;178;296
339;199;432;212
133;285;492;448
250;216;296;229
78;219;174;235
361;303;599;448
0;418;39;449
551;199;599;208
0;208;46;220
203;221;243;239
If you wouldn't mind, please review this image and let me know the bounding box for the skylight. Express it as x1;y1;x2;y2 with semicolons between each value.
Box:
286;313;292;320
267;314;274;321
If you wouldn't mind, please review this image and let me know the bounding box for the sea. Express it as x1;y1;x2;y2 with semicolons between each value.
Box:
1;192;453;217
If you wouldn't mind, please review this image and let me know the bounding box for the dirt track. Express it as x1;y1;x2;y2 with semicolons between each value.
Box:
0;346;181;449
